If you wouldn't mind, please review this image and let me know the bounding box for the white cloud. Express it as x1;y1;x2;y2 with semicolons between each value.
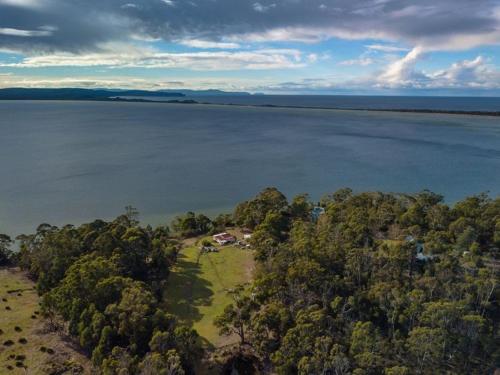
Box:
378;46;426;86
229;27;326;43
0;26;55;37
121;3;138;9
0;73;270;91
0;43;307;70
230;26;393;44
253;2;276;13
180;39;241;49
0;0;42;8
375;50;500;89
339;57;374;66
428;56;500;88
366;44;409;52
2;55;499;93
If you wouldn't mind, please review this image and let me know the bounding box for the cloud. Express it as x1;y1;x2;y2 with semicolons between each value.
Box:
0;26;55;37
390;5;437;18
378;46;426;86
121;3;138;9
0;0;499;93
0;72;267;91
1;0;499;54
253;2;276;13
180;39;241;49
428;56;500;88
0;0;42;9
375;49;500;89
366;44;409;52
0;43;307;70
160;0;175;6
339;57;374;66
2;55;499;93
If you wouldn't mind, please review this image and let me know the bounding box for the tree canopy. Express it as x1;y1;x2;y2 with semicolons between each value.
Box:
4;188;499;374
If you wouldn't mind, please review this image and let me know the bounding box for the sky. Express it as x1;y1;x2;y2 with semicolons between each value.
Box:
0;0;499;95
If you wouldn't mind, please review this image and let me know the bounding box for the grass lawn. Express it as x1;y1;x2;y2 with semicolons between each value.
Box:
164;237;255;348
0;268;90;374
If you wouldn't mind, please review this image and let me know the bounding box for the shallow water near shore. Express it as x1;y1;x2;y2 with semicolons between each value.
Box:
1;99;500;235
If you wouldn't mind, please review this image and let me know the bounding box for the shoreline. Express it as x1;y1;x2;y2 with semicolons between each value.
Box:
0;97;499;116
197;101;500;117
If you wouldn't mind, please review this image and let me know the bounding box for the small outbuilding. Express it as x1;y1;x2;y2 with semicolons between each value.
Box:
213;232;236;245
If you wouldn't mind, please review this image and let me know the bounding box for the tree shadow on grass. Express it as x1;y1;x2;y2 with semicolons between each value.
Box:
164;252;214;328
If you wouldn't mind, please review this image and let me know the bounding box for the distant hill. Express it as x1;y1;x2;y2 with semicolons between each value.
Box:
159;89;252;96
0;88;185;100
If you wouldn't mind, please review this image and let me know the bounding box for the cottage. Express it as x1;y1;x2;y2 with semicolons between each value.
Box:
213;232;236;245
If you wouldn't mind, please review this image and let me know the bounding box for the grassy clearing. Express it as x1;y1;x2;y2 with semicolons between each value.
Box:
0;268;90;374
164;235;255;348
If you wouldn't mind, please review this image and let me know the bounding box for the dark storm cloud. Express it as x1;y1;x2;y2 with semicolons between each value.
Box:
0;1;128;52
0;0;499;52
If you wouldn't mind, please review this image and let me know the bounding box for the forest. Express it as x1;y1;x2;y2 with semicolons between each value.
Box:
1;188;499;374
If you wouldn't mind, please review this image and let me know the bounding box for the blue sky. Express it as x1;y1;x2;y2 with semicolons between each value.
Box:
0;0;499;95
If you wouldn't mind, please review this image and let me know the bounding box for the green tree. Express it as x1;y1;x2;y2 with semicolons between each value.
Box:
234;187;288;229
214;287;256;346
0;233;12;265
138;350;185;375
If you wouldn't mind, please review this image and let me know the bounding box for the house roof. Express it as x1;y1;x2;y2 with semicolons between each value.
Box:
213;232;235;241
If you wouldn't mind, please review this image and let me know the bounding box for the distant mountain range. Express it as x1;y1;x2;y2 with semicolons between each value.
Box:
0;88;186;100
0;88;254;101
158;89;252;96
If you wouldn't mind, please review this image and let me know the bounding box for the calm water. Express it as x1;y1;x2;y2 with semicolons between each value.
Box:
1;99;500;236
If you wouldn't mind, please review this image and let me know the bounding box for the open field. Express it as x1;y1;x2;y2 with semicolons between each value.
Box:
0;268;90;374
164;234;255;348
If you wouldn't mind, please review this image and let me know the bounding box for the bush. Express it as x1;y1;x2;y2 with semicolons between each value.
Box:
3;340;14;346
18;338;28;344
202;239;213;247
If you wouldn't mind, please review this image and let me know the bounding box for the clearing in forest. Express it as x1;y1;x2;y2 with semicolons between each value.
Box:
164;237;255;347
